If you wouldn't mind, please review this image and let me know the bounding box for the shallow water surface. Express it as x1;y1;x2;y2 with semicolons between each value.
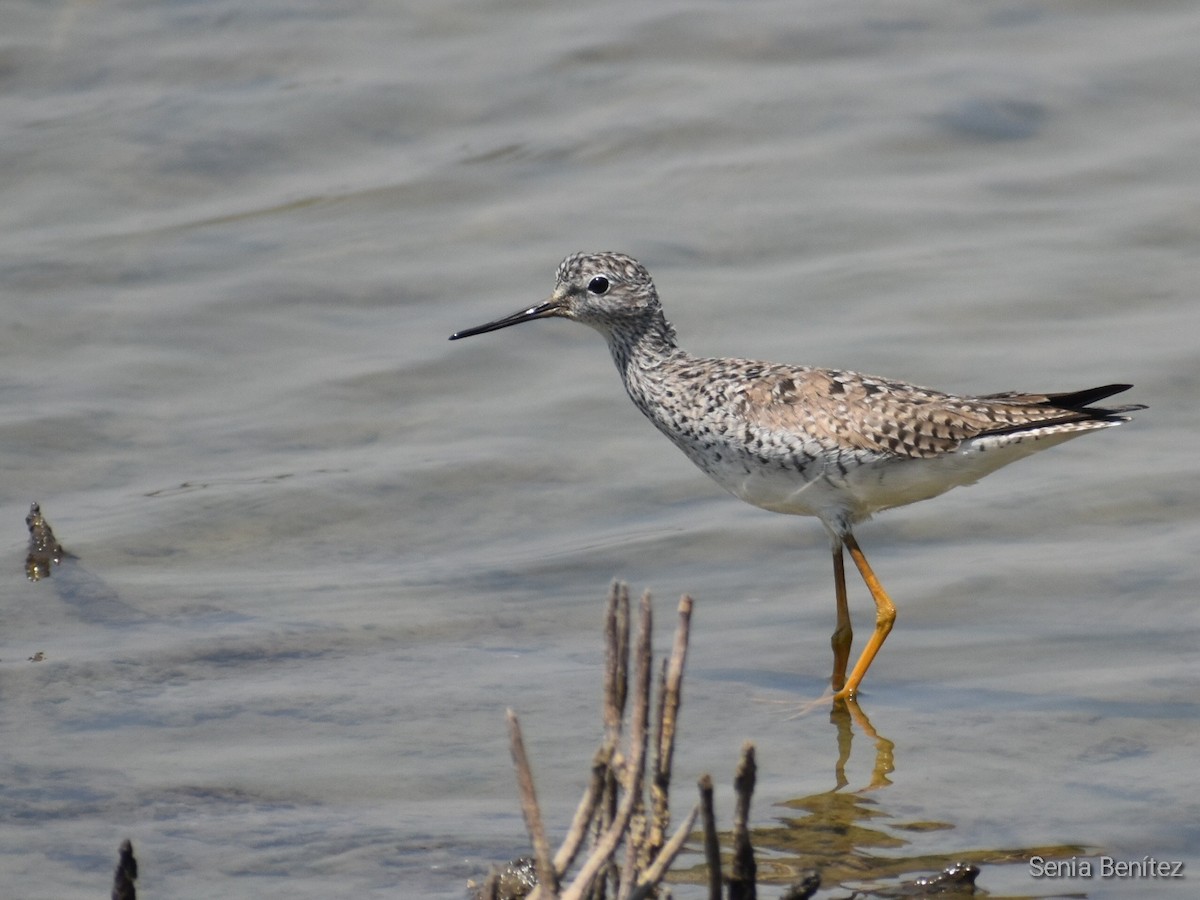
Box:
2;1;1197;897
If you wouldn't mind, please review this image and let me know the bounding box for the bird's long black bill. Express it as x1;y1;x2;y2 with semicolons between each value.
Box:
449;300;562;340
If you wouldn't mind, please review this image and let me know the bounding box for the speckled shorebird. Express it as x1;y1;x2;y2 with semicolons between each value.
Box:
449;252;1144;700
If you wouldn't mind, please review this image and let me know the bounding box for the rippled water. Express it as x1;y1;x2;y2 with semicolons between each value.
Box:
2;1;1197;897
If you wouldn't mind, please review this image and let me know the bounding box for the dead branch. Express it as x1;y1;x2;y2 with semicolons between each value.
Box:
497;586;714;900
728;742;757;900
698;774;722;900
508;710;559;896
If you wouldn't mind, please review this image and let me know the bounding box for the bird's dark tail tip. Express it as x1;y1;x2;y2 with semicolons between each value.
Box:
1048;383;1146;418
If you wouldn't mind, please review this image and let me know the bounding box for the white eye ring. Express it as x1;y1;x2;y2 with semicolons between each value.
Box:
588;276;610;295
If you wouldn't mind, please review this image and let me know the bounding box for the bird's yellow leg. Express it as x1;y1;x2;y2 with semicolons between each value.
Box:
830;542;852;693
834;533;896;701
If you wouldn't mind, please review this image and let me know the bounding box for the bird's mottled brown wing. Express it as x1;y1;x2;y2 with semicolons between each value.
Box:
738;368;1136;459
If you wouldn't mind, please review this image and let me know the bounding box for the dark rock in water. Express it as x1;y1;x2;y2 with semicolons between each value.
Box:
911;861;980;893
24;501;152;625
781;868;822;900
875;861;981;897
25;502;64;581
468;856;538;900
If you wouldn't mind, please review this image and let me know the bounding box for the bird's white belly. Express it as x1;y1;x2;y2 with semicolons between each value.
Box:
684;429;1087;526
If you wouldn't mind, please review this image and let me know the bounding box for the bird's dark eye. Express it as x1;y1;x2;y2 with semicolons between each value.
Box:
588;276;610;295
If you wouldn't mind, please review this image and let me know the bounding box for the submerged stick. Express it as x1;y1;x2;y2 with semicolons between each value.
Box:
728;742;757;900
111;838;138;900
489;585;718;900
507;710;558;896
698;774;722;900
560;594;653;900
553;742;614;879
628;802;700;900
604;581;630;741
646;595;692;866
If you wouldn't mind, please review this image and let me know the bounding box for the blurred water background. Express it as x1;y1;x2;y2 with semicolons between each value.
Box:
2;1;1197;897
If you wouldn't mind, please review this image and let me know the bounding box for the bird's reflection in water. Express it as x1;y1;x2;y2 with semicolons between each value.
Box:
831;698;895;792
753;700;917;888
744;700;1086;897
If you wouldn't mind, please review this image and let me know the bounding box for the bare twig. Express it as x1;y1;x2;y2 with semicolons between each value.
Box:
619;592;654;897
555;717;642;899
604;581;630;741
595;580;633;897
698;774;722;900
553;741;616;878
494;586;724;900
595;765;619;899
617;805;645;900
111;838;138;900
508;710;559;897
560;594;653;900
646;595;692;864
628;802;700;900
728;743;757;900
629;591;653;789
596;581;631;898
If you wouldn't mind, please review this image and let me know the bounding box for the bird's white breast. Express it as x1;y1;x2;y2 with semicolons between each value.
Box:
677;426;1095;527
